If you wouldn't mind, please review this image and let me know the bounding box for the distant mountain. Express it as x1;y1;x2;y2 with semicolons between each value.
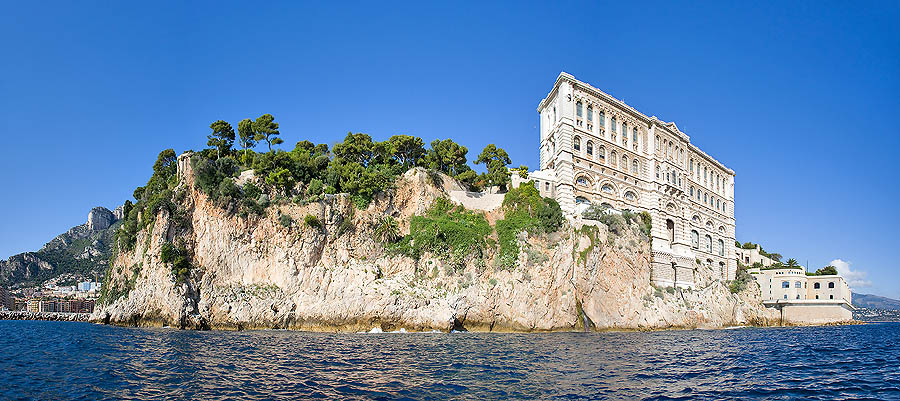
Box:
853;292;900;311
0;206;122;288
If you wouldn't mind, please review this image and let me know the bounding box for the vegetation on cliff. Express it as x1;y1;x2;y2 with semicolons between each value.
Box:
496;183;564;268
105;113;557;301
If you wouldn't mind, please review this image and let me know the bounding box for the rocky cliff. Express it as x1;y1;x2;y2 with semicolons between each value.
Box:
0;207;120;288
93;153;776;331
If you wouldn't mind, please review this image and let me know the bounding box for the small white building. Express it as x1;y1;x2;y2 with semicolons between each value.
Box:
736;244;776;267
748;267;853;324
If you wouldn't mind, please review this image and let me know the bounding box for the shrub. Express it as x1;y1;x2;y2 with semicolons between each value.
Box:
306;178;324;196
266;168;295;196
373;216;400;243
638;211;652;238
159;242;192;283
495;183;565;268
729;263;754;293
582;203;607;220
278;214;293;228
394;198;491;265
304;214;321;229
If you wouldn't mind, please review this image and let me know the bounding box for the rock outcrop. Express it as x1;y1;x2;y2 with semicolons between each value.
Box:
0;206;121;287
87;207;116;231
93;153;776;331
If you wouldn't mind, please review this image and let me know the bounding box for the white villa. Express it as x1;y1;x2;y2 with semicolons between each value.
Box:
748;266;853;323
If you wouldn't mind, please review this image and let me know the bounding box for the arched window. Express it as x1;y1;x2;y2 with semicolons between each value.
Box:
586;141;593;156
611;117;617;133
601;184;614;194
576;101;583;117
611;151;618;167
704;166;708;181
576;176;588;186
575;196;589;205
655;165;660;178
624;191;636;201
705;235;712;253
690;186;694;196
717;199;721;210
631;159;639;174
814;282;821;289
632;127;638;143
598;111;605;125
598;146;606;161
718;239;725;256
718;226;725;234
704;193;708;204
828;282;835;288
692;215;700;224
622;155;628;171
587;105;593;122
573;136;581;151
690;159;694;172
691;230;699;249
622;122;627;139
666;219;675;244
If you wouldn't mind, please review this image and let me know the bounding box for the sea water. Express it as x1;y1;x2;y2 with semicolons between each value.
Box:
1;320;898;400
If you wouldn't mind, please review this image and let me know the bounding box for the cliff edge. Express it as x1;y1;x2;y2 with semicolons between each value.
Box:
93;152;775;331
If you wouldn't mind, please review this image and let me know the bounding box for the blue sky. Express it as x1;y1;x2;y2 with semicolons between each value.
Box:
1;2;898;297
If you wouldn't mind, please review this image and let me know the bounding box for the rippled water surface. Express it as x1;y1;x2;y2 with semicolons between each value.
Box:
1;321;899;400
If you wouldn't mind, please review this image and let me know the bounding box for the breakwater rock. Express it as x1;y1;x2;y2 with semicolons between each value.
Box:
0;311;91;322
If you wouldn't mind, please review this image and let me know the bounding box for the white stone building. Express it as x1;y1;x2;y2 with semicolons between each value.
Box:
525;72;736;288
736;244;777;267
748;266;853;323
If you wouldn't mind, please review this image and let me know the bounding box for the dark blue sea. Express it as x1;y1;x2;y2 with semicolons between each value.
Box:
1;321;898;400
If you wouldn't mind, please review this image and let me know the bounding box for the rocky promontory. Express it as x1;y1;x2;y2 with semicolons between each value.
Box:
92;151;776;332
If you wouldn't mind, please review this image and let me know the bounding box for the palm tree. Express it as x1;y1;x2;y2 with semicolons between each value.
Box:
786;258;799;268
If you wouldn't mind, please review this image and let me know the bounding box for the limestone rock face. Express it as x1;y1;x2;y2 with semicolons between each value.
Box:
94;157;776;331
87;207;116;231
113;205;125;221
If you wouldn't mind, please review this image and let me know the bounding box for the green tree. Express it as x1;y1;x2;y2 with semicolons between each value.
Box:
332;132;379;167
237;118;257;165
516;165;529;179
252;114;283;152
153;149;177;178
289;140;330;183
425;139;469;176
266;168;295;196
815;265;838;275
768;253;783;262
475;144;512;190
387;135;426;170
207;120;235;160
786;258;799;268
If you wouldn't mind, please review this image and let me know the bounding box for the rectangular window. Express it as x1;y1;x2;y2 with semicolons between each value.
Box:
782;281;790;288
795;281;802;288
